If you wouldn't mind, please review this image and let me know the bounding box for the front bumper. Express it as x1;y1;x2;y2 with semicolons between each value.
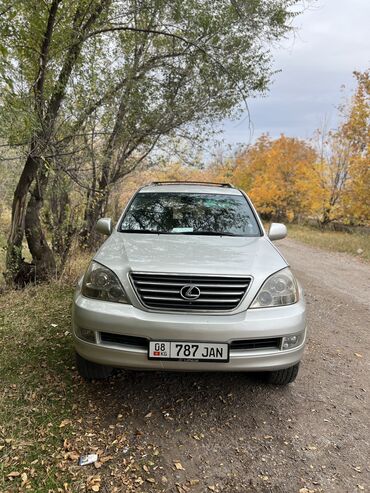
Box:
72;291;306;372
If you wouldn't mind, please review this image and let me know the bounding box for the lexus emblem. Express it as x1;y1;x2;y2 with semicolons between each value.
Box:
180;284;201;300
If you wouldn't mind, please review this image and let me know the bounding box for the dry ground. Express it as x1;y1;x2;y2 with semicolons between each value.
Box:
0;238;369;492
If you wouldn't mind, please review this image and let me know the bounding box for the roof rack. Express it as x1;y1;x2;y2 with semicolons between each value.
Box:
149;181;234;188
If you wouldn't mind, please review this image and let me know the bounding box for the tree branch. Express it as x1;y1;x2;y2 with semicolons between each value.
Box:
86;25;205;52
85;23;251;114
45;0;112;129
33;0;61;115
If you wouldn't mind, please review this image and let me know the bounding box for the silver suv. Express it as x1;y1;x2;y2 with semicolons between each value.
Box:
72;182;306;385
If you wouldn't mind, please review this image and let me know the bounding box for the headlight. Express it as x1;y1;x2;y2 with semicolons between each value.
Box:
250;268;298;308
81;261;129;303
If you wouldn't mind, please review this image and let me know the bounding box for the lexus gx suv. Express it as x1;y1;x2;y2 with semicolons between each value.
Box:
72;182;306;385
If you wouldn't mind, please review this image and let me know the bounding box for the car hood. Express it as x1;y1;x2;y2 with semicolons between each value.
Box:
94;232;287;279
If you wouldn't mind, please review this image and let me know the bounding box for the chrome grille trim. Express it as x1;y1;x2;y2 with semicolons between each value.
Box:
130;272;252;312
134;280;250;288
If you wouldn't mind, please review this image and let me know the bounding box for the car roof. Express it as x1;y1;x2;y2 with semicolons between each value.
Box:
139;182;243;196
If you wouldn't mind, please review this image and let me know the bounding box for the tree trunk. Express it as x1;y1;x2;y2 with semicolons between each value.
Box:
80;189;109;250
80;132;114;249
47;172;78;268
5;1;109;284
24;165;56;282
5;149;40;284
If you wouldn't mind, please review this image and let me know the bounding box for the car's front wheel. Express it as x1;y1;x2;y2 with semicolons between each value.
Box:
75;352;113;380
265;363;300;385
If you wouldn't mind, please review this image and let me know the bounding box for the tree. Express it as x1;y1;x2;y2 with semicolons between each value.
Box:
232;135;319;221
1;0;113;283
1;0;300;283
341;70;370;224
312;69;370;225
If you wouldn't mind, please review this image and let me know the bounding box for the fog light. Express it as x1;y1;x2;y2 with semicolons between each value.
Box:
77;327;96;343
282;334;300;350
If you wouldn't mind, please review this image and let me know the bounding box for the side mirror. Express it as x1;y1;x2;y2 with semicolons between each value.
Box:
96;218;113;236
268;222;287;241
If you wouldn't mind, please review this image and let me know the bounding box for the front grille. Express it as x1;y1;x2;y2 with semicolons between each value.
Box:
130;273;251;311
100;332;148;349
230;337;281;351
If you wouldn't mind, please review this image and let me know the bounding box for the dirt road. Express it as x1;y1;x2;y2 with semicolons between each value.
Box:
81;239;370;493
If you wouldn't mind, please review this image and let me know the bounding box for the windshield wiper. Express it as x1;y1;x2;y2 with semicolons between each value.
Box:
121;229;165;234
121;229;241;236
178;231;239;237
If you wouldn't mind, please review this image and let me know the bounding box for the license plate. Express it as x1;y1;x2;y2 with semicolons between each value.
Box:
148;341;229;362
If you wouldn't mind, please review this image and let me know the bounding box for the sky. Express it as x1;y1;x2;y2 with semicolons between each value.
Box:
221;0;370;147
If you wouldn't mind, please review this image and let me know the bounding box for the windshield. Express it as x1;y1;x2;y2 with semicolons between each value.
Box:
120;192;261;236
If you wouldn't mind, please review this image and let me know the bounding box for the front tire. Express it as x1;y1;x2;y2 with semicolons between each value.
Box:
75;352;113;380
265;363;300;385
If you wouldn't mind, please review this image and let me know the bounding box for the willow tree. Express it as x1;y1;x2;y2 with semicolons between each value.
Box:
0;0;299;283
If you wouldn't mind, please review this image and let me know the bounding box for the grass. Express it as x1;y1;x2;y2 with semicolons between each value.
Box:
0;230;6;288
0;281;155;492
287;224;370;262
0;284;77;490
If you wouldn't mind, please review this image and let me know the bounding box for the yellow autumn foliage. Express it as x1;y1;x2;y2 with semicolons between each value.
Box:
341;71;370;224
232;135;322;222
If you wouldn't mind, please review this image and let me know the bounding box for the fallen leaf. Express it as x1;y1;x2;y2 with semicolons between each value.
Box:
59;419;72;428
21;472;28;486
192;434;202;440
64;451;79;461
354;353;363;358
87;475;101;492
63;438;72;450
100;455;113;463
189;479;200;486
147;478;155;483
174;461;185;470
144;412;152;418
307;445;317;450
7;471;20;478
176;484;189;493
